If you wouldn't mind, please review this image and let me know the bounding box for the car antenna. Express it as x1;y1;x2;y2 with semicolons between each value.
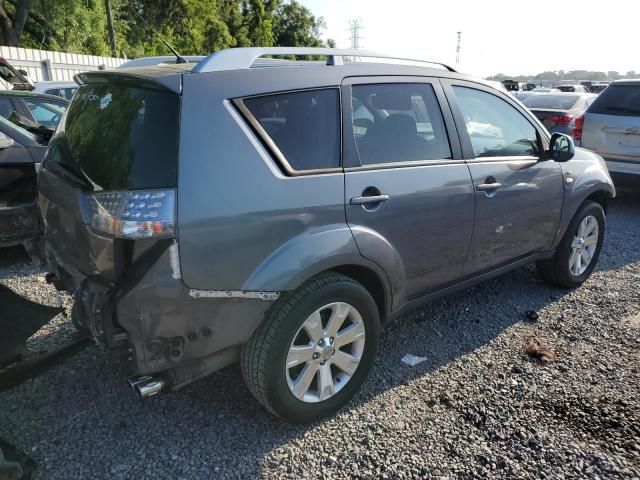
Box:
128;6;188;64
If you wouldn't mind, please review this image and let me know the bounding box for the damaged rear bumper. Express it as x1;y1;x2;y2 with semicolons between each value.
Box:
41;238;278;390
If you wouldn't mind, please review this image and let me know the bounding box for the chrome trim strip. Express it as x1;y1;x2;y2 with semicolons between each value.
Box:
189;290;280;300
169;240;181;280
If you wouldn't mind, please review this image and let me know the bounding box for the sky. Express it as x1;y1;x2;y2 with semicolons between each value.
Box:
299;0;639;78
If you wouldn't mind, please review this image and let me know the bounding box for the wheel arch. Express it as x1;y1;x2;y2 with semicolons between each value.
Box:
329;265;389;320
241;225;394;316
585;189;611;213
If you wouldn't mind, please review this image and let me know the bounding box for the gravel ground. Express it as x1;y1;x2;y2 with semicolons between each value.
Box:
1;187;639;480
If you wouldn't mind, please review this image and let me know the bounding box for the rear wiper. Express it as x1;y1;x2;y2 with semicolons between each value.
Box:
604;106;640;115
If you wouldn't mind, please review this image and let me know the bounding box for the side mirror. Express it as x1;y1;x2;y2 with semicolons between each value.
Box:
545;132;575;162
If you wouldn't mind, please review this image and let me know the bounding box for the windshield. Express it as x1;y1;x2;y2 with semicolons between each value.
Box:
44;83;180;191
523;95;580;110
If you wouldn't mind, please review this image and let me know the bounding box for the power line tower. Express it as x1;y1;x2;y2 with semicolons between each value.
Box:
348;19;364;49
456;31;462;65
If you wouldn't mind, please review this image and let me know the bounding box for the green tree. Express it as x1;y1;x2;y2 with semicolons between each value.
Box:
2;0;328;57
273;0;324;47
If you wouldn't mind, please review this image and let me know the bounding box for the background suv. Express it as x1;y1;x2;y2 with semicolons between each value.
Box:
37;48;614;423
577;79;640;176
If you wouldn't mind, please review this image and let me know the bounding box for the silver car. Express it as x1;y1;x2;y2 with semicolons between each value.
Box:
577;79;640;176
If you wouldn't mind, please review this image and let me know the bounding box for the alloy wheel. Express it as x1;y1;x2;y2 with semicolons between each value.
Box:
569;214;599;276
286;302;366;403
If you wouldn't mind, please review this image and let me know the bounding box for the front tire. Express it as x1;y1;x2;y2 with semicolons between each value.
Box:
537;200;605;288
241;273;380;423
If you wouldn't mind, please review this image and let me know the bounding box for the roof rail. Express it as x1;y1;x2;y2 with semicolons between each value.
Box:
118;55;205;69
192;47;456;74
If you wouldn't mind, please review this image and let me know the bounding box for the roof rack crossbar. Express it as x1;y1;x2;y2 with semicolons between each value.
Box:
191;47;456;74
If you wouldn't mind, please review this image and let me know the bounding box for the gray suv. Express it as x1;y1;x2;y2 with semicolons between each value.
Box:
37;48;615;423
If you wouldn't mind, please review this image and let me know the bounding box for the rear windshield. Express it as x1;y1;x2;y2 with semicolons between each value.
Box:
523;95;580;110
588;84;640;116
45;83;179;191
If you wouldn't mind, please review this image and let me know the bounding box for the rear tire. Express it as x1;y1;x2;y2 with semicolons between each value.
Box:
241;273;380;424
537;201;605;288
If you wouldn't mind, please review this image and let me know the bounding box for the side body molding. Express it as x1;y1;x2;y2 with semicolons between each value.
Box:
242;224;399;313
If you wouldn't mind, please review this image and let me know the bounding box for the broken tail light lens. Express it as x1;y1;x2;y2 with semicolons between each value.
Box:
87;189;176;239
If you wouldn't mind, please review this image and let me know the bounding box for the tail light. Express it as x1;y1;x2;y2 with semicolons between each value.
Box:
87;189;176;239
550;114;573;125
573;115;585;141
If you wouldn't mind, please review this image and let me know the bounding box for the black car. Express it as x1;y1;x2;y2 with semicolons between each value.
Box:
0;90;68;130
0;115;48;247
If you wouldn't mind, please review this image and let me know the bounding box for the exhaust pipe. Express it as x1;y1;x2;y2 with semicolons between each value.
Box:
128;375;165;399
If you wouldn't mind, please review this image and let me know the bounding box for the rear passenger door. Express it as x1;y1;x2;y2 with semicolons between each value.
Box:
442;80;564;275
342;77;475;306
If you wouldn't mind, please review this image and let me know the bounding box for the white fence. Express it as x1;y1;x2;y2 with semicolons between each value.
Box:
0;46;125;84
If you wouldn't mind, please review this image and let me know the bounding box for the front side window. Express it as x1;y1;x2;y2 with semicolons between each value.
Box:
242;88;340;171
453;86;540;158
350;83;451;165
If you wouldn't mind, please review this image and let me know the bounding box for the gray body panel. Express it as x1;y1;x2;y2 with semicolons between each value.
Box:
581;112;640;175
462;158;564;274
344;165;475;307
552;148;615;247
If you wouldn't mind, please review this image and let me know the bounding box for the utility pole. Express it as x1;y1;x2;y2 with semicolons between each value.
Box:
104;0;117;57
456;31;462;65
348;19;363;49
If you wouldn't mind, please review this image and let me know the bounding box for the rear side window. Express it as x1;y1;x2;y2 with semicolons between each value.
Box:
23;98;66;128
453;86;539;158
589;84;640;116
241;89;340;172
46;83;179;191
0;98;15;119
350;83;451;165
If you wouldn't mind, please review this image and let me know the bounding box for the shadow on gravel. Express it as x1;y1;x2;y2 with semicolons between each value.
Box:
0;187;638;478
0;246;35;281
0;264;575;479
0;246;30;269
595;181;640;272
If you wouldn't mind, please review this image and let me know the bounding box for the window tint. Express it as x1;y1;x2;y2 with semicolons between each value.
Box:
350;83;451;165
453;86;539;158
24;99;66;127
588;84;640;116
243;89;340;171
523;94;581;110
45;83;179;191
0;98;15;119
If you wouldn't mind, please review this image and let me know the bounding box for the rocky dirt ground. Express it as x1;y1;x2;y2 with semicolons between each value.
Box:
0;185;638;479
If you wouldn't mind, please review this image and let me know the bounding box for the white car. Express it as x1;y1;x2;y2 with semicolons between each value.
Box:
576;79;640;175
32;81;78;100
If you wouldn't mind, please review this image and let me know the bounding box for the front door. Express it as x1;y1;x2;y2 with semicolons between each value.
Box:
443;81;565;275
342;77;475;307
